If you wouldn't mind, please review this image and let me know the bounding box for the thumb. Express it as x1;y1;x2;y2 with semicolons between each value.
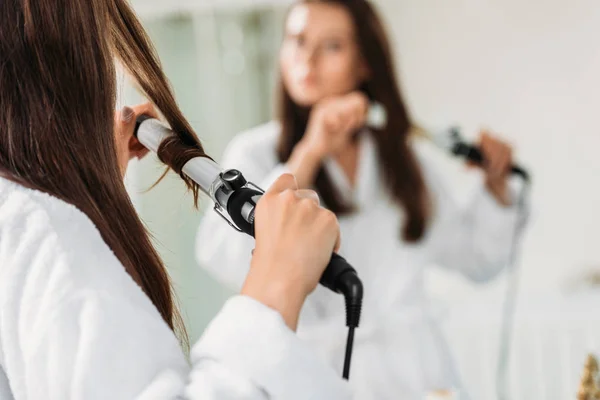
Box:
119;106;135;126
116;106;136;142
334;231;341;253
129;138;150;159
267;173;298;194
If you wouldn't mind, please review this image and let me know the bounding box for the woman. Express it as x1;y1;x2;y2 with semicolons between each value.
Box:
0;0;350;399
196;0;527;398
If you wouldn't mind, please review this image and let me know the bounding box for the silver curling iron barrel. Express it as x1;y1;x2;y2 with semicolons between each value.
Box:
133;115;363;332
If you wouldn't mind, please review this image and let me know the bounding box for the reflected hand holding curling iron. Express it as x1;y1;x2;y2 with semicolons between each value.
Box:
427;126;530;182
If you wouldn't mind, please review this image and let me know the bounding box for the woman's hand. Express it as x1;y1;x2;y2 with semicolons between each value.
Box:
302;91;369;159
241;174;341;331
477;131;514;206
114;103;159;177
287;91;368;188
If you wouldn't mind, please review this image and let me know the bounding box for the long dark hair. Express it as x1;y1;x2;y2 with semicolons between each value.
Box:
0;0;209;345
277;0;430;242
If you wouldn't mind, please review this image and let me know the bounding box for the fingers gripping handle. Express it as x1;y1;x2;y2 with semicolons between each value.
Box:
226;186;363;328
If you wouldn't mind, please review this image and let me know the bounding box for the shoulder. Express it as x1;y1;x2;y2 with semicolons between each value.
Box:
406;133;447;187
0;179;184;394
0;178;151;314
230;120;281;150
223;121;281;162
0;177;101;262
407;130;485;207
408;132;441;169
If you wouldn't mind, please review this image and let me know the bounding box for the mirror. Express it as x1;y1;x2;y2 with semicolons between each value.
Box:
123;1;600;398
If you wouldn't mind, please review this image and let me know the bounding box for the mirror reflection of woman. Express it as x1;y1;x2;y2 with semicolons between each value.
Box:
197;0;528;398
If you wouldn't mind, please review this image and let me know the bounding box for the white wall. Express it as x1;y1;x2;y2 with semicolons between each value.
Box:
369;3;600;396
374;0;600;297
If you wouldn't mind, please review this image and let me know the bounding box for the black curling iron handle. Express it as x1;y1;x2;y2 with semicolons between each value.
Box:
453;143;530;181
225;186;363;303
319;254;356;292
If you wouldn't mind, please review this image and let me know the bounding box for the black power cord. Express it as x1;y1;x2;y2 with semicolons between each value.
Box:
343;327;355;379
336;269;363;380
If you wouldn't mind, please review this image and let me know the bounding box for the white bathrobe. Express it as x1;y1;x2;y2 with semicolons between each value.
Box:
196;122;528;399
0;176;350;400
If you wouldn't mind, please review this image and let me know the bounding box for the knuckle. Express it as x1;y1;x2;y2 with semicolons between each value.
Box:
281;172;295;182
350;92;364;105
321;209;338;225
277;173;296;189
136;102;157;118
306;189;319;201
281;189;297;204
299;197;317;210
314;104;329;118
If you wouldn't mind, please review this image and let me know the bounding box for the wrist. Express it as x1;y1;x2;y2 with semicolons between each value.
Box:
294;139;325;164
241;264;306;331
486;178;512;207
286;141;324;188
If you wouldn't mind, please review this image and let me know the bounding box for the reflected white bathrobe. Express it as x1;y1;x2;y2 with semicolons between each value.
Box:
196;122;527;399
0;176;350;400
